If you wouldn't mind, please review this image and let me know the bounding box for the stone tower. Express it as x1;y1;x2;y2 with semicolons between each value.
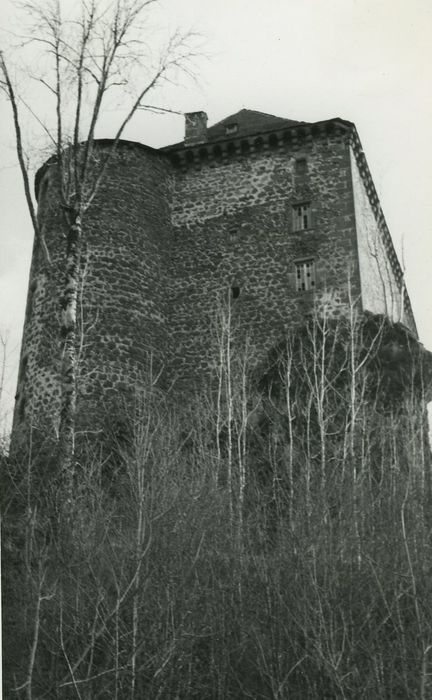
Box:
13;109;419;441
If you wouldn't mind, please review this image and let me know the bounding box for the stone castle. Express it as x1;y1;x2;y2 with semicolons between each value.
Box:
13;108;420;438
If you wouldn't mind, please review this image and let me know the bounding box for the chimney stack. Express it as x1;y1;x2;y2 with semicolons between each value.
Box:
184;111;208;145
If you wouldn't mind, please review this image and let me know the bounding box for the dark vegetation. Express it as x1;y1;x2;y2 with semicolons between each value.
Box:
2;311;432;699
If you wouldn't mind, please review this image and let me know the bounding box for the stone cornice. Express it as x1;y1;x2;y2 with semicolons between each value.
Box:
162;118;354;169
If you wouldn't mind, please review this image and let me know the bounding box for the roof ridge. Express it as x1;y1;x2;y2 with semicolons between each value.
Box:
208;108;297;130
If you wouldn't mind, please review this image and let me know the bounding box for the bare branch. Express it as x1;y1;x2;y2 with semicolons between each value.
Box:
138;103;184;115
18;95;57;146
34;76;56;95
84;28;200;208
0;51;52;264
73;0;97;196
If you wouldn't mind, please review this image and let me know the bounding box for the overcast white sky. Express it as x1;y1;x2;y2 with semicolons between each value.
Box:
1;0;432;431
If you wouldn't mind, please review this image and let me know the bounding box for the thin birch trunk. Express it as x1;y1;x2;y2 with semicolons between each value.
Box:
225;301;233;529
59;213;82;473
284;351;294;528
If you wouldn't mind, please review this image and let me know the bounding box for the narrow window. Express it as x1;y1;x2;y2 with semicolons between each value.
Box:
295;259;316;292
295;158;308;176
18;395;26;420
25;280;37;321
292;203;312;231
231;286;240;299
18;354;28;384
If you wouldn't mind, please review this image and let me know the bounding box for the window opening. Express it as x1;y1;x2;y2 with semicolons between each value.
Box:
39;177;49;200
225;123;238;135
18;395;26;420
295;259;316;292
18;354;28;384
231;286;240;299
27;280;37;319
228;227;238;243
295;158;308;176
292;202;311;231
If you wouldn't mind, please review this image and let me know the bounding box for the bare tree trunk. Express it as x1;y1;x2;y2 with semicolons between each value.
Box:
225;300;234;529
59;213;82;472
284;350;294;528
2;1;199;465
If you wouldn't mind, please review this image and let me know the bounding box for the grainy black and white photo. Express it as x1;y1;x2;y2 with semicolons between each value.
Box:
1;0;431;697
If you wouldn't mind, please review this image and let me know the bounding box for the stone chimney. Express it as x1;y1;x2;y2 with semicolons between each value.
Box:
184;111;208;145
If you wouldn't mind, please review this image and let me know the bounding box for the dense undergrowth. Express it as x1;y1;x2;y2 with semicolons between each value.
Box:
2;312;432;698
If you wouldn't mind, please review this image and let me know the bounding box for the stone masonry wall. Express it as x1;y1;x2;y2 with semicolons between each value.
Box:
13;122;417;444
349;147;414;331
167;131;362;385
13;143;173;437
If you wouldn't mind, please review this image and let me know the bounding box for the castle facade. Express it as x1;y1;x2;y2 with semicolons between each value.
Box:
13;109;417;436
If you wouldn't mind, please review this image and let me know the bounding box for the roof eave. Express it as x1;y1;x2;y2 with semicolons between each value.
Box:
161;117;355;153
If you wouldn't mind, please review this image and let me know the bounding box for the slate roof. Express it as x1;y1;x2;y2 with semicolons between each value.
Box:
206;109;301;142
162;109;303;150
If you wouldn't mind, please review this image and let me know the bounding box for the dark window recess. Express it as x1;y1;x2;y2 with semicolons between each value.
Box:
295;259;316;292
17;355;28;419
292;202;312;231
38;174;49;200
18;354;28;383
295;158;308;176
231;286;240;299
18;396;26;420
27;280;37;316
225;123;238;135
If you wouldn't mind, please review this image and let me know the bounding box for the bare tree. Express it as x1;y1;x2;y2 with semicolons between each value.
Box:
0;0;198;468
0;330;7;422
2;290;432;697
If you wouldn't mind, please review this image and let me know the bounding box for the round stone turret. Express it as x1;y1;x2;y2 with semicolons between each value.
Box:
14;141;173;441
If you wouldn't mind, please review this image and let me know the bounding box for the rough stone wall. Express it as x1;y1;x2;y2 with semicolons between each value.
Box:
14;177;64;437
14;143;173;437
167;131;361;385
349;147;414;332
13;123;418;443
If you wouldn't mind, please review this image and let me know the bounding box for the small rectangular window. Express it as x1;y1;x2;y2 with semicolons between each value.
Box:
228;227;238;243
292;203;311;231
225;123;238;135
295;259;316;292
295;158;308;176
